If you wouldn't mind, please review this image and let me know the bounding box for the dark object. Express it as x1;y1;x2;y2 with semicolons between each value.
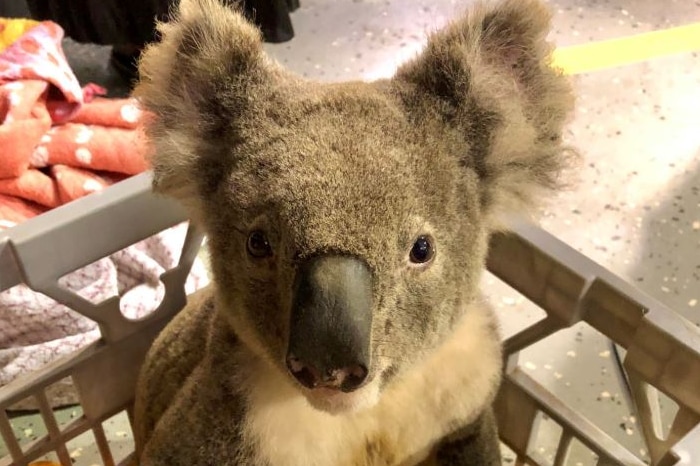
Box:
0;0;31;18
409;235;434;264
110;45;143;87
287;255;373;393
25;0;299;45
244;0;301;44
24;0;300;83
246;230;273;258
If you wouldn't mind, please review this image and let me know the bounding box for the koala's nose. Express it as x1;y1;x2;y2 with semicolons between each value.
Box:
286;255;373;393
286;356;368;391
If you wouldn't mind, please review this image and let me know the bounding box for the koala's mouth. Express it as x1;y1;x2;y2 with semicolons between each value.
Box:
301;380;380;414
287;355;380;414
284;254;375;400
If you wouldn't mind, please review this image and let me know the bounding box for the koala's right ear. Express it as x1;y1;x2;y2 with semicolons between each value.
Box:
134;0;270;209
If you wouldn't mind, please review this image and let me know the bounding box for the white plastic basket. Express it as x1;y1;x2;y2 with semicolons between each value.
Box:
1;173;698;466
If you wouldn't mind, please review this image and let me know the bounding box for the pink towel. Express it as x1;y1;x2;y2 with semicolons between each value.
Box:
0;20;151;231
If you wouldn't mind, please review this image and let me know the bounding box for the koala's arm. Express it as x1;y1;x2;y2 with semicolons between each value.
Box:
133;287;214;456
433;408;502;466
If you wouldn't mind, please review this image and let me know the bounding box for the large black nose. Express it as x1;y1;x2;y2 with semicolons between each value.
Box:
286;255;372;393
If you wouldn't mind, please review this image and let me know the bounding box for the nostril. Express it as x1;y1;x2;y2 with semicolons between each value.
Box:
286;355;322;389
339;364;368;392
293;366;321;389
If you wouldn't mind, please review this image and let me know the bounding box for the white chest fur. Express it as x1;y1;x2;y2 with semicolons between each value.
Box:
241;305;502;466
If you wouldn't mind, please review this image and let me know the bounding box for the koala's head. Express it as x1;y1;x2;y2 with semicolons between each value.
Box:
136;0;574;413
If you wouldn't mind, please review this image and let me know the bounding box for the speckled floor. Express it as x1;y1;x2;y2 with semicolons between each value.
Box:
2;0;699;464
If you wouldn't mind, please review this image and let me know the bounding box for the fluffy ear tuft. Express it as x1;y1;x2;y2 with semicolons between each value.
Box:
134;0;268;209
395;0;577;228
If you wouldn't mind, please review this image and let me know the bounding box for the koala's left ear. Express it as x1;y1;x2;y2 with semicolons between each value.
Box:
394;0;576;228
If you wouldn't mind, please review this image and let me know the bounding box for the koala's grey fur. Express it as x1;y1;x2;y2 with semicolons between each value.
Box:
132;0;576;464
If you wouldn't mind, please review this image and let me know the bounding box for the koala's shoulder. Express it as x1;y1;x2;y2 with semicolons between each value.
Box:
148;286;214;365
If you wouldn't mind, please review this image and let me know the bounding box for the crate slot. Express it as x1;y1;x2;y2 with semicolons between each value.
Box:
528;411;564;465
2;398;50;458
563;436;600;466
500;441;519;464
65;428;103;466
99;411;134;466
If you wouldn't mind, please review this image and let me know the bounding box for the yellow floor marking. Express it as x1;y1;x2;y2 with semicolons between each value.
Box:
552;22;700;75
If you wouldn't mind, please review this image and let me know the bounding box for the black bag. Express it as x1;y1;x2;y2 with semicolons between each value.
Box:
25;0;300;46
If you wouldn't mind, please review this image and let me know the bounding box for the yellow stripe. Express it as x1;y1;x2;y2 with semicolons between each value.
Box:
552;22;700;75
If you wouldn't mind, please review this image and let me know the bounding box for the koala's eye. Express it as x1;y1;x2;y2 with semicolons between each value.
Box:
247;230;273;258
409;236;434;264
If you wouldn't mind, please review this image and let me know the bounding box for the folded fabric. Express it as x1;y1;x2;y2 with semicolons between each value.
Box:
33;122;148;175
52;164;129;204
71;96;143;129
0;19;151;228
0;20;84;179
0;166;135;221
0;20;84;123
0;168;59;207
0;193;47;229
0;80;52;178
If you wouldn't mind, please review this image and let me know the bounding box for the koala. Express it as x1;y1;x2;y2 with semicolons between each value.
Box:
132;0;575;465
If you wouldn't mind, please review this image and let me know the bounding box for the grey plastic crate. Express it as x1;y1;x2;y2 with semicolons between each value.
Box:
0;173;698;466
489;221;700;466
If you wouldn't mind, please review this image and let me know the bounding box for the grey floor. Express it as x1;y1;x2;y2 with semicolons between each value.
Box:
2;0;699;465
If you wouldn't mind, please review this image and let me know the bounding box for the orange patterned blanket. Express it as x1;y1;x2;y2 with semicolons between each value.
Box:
0;18;148;230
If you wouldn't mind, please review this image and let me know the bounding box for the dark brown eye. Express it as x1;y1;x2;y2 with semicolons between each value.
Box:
247;230;273;258
409;236;434;264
